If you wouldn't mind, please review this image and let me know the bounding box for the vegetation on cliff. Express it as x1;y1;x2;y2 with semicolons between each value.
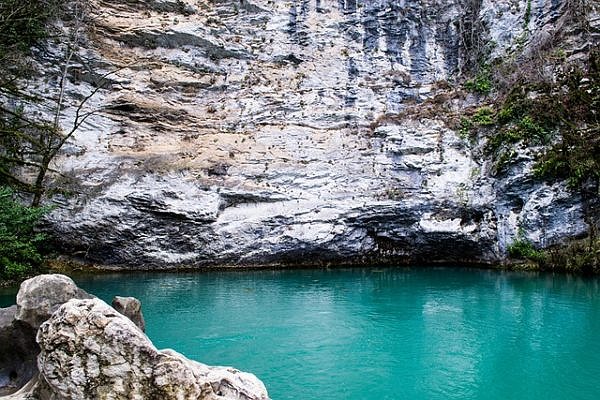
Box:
0;0;64;280
0;187;48;280
460;0;599;273
0;0;99;208
0;0;597;274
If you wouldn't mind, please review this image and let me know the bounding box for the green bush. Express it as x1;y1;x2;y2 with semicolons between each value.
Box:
480;51;599;185
0;0;63;88
507;237;547;263
517;115;547;143
464;66;493;95
459;117;474;140
472;106;495;126
0;187;48;280
0;0;61;53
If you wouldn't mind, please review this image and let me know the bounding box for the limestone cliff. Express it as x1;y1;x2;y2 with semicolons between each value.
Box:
21;0;599;268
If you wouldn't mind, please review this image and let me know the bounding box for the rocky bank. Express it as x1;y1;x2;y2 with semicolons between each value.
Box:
18;0;600;268
0;274;269;399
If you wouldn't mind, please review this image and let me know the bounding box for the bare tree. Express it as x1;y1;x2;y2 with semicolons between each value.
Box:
0;0;114;206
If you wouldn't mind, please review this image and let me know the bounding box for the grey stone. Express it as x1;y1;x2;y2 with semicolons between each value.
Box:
0;306;38;396
15;274;92;330
10;0;598;268
0;306;39;396
34;298;269;400
1;274;95;396
112;296;145;332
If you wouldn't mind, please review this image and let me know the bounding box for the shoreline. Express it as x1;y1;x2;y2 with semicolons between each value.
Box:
0;259;585;290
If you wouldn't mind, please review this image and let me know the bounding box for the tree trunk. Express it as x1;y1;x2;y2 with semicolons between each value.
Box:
31;159;48;207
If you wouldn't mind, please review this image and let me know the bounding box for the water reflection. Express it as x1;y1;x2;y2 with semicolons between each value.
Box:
1;267;599;400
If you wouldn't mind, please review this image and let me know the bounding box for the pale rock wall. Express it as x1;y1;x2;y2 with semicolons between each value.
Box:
34;0;595;268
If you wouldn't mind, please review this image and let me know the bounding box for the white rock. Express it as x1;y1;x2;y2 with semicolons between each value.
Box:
15;274;92;330
8;0;593;267
35;298;269;400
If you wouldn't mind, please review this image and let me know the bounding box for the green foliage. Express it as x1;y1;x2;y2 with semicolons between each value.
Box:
478;51;599;183
0;186;48;280
0;0;62;61
0;2;58;98
484;104;550;155
507;236;547;264
458;107;495;144
472;106;495;126
532;53;600;187
537;237;600;274
464;66;493;95
458;117;474;141
524;0;532;28
507;232;600;274
517;115;546;141
493;148;518;173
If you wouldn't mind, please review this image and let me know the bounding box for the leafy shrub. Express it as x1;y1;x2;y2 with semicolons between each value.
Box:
507;237;547;263
464;66;493;95
0;0;62;55
0;187;48;280
472;106;495;126
478;51;599;184
458;117;474;141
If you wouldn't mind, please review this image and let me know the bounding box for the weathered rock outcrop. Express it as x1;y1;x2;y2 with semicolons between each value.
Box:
15;274;93;330
0;306;37;396
0;275;269;399
111;296;146;332
37;298;268;400
1;275;91;396
21;0;598;267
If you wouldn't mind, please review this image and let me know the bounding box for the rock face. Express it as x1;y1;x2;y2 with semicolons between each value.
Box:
0;306;37;396
111;296;146;332
1;274;93;395
37;298;269;400
15;274;92;330
27;0;598;267
0;275;269;399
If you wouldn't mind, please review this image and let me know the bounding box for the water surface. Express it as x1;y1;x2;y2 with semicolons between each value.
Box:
2;267;599;399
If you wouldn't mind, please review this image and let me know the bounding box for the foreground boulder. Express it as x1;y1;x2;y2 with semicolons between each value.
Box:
36;298;269;400
0;306;37;396
0;274;269;399
0;275;92;395
15;274;92;330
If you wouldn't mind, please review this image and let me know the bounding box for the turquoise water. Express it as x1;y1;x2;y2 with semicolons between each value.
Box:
2;268;600;399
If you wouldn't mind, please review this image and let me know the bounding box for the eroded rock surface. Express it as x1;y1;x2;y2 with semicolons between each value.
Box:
0;275;96;395
15;274;92;330
36;298;269;400
112;296;145;332
22;0;598;267
0;275;269;399
0;306;37;396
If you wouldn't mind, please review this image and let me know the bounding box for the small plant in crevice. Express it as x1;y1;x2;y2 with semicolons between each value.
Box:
464;65;493;95
507;232;547;264
458;117;475;142
523;0;533;28
471;106;495;126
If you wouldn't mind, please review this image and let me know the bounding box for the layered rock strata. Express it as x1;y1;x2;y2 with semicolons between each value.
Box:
24;0;598;267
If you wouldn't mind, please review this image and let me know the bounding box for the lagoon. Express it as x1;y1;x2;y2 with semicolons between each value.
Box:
2;267;599;399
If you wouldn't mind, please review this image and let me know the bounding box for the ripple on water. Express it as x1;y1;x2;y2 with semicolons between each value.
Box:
2;267;600;400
